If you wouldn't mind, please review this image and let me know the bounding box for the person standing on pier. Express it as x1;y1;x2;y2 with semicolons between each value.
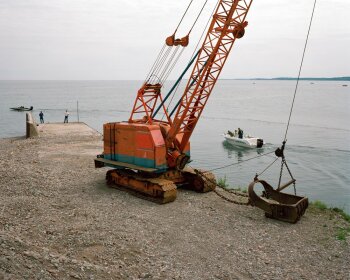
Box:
64;110;69;123
39;111;44;123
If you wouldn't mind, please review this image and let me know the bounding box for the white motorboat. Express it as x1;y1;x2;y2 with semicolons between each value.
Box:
223;130;264;148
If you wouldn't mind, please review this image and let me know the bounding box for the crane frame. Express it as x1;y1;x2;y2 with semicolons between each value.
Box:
95;0;254;203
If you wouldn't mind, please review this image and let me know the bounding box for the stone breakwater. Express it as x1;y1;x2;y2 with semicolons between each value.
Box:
0;123;349;279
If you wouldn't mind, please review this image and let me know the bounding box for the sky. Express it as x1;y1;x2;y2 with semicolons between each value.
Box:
0;0;349;80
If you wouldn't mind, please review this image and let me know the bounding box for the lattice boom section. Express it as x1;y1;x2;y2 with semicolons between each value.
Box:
129;84;162;123
170;0;253;151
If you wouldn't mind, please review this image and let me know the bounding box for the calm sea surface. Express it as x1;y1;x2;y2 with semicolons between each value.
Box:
1;80;349;213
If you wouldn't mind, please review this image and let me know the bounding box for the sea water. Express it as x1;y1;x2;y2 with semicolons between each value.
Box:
0;80;349;213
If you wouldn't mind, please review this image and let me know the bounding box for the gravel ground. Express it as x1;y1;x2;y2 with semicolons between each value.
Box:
0;123;349;280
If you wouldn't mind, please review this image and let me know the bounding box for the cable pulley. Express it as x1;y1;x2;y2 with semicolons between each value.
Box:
232;22;247;39
166;34;189;47
166;0;209;47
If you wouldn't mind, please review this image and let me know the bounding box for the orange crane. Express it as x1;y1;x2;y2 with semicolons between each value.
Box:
95;0;253;203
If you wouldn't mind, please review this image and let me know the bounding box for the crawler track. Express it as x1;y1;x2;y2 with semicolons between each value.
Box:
105;167;216;203
106;169;177;204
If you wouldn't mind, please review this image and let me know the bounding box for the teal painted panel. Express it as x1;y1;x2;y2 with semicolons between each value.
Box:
104;154;167;171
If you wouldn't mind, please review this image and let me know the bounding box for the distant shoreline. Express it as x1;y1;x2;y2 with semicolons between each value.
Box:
231;77;350;81
0;77;349;81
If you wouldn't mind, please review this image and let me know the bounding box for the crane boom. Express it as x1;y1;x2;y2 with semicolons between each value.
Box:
166;0;252;151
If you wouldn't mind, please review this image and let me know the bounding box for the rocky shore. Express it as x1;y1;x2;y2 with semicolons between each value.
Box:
0;123;349;279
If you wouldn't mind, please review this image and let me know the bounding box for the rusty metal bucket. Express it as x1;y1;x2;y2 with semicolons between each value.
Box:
248;179;308;223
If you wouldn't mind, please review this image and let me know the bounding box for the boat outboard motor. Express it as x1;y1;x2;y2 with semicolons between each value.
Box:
257;139;263;148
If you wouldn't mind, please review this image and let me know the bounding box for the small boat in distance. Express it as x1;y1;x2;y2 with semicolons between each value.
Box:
10;106;33;111
223;129;264;149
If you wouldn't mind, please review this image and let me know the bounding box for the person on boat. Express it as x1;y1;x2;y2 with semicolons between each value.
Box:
238;128;243;139
64;110;69;123
39;111;44;123
227;130;234;137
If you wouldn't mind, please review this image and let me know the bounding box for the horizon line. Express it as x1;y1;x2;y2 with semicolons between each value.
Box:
0;76;349;81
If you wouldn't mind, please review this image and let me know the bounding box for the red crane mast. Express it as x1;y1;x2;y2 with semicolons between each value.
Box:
167;0;252;152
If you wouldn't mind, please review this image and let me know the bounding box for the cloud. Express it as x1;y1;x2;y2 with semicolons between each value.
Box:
0;0;349;79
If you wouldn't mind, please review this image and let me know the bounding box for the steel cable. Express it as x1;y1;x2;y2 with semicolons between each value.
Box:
174;0;195;33
284;0;317;142
162;48;186;84
207;150;276;172
244;0;317;180
150;47;172;83
159;0;211;86
164;1;218;118
159;47;180;82
256;157;279;177
188;0;209;35
144;44;166;83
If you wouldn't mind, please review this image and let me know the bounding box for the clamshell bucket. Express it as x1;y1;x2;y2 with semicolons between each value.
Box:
248;179;308;223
